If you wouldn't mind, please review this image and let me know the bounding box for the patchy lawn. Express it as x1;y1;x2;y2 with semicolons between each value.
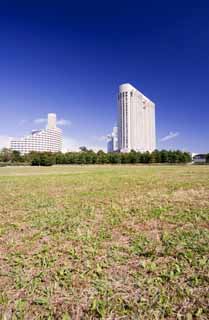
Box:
0;165;209;319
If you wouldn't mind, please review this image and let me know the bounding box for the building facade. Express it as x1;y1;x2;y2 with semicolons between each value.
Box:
192;154;207;164
118;83;156;152
11;113;62;154
107;126;118;152
107;136;113;153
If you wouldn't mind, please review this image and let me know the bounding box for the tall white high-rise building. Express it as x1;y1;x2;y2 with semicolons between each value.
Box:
107;125;118;152
47;113;57;129
118;83;156;152
107;136;113;153
112;126;118;151
11;113;62;154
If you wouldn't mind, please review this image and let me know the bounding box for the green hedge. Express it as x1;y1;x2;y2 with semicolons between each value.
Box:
0;149;194;166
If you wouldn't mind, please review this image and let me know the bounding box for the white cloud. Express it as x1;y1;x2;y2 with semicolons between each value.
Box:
34;117;71;127
93;135;108;142
160;131;180;142
0;135;13;149
57;119;71;127
34;118;46;124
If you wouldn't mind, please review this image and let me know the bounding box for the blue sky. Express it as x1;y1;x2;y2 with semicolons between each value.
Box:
0;0;209;152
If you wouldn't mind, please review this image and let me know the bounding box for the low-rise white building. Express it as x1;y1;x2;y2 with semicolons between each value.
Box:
11;113;62;154
192;154;207;164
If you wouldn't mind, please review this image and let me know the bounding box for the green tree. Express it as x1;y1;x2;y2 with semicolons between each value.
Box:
136;152;142;163
160;150;168;163
55;152;66;164
140;151;151;163
128;150;137;163
77;152;87;164
30;153;41;166
121;153;130;164
96;150;108;164
107;152;121;164
167;150;177;163
40;153;55;166
85;151;97;164
11;150;23;163
1;148;12;162
150;150;160;163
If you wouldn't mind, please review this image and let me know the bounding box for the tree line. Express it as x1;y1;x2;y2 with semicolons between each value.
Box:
0;148;196;166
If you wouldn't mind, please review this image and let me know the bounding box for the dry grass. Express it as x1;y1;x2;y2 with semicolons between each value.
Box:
0;165;209;319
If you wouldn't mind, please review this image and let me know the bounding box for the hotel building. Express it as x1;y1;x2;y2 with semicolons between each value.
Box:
118;83;156;152
11;113;62;154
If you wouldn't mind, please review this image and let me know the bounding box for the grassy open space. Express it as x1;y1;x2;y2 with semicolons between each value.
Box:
0;165;209;319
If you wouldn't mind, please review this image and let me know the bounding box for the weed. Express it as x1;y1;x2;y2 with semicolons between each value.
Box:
0;165;209;319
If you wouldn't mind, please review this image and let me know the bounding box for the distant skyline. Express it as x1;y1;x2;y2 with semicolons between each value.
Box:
0;0;209;153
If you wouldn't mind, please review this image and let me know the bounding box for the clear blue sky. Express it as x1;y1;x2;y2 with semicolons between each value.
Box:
0;0;208;152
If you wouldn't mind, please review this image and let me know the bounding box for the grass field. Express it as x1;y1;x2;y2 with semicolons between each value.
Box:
0;165;209;319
